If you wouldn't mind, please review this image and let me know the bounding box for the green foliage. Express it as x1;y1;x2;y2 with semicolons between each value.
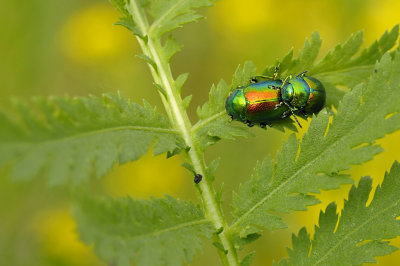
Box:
193;61;299;150
193;62;256;150
263;25;399;107
75;194;213;266
194;26;399;150
240;252;255;266
147;0;215;38
110;0;142;37
231;51;400;239
3;0;400;265
111;0;215;39
110;0;218;116
0;93;184;185
279;161;400;266
111;0;215;64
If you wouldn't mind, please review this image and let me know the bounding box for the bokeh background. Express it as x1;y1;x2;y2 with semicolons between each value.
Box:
1;0;400;265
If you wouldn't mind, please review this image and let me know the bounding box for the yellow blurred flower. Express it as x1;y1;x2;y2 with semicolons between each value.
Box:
211;0;274;35
60;3;134;65
32;209;102;265
365;0;400;43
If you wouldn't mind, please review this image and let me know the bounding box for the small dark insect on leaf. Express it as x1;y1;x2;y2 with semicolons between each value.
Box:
194;174;203;184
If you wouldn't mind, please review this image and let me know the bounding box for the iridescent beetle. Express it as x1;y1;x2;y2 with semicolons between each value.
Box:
225;67;326;128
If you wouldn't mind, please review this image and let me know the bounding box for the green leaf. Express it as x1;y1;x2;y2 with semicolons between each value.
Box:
205;157;220;182
114;0;215;39
193;62;256;150
74;194;213;266
136;54;158;71
231;51;400;240
147;0;215;38
182;94;192;109
114;0;216;62
231;61;257;89
111;0;217;105
175;72;189;93
240;252;255;266
193;59;299;150
163;35;183;63
181;162;195;174
280;161;400;266
262;31;322;77
0;93;185;185
213;241;228;254
110;0;144;38
263;25;399;107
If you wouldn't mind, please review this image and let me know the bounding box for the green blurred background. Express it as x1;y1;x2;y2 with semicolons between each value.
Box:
1;0;400;265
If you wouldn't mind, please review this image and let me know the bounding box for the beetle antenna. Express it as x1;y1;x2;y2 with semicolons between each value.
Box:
282;75;292;87
296;70;308;78
273;63;280;80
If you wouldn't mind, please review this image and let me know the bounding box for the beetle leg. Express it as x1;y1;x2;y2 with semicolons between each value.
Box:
246;120;254;127
275;101;283;109
228;115;233;122
281;110;290;118
250;77;258;83
250;62;281;83
300;110;308;118
250;75;276;83
259;123;267;128
273;63;280;80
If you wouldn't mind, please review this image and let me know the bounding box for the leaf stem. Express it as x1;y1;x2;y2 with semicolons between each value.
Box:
192;111;226;133
129;2;239;265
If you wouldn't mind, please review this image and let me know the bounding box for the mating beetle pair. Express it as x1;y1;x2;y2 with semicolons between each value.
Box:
225;67;326;128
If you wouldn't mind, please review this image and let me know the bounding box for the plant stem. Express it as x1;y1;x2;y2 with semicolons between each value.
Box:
129;2;239;266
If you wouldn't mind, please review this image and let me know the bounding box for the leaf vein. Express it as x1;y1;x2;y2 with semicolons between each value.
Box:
127;219;210;242
192;111;226;133
149;0;186;36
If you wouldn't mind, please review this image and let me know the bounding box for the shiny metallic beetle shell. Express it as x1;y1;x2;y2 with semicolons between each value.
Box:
282;76;326;114
225;80;288;124
225;74;326;127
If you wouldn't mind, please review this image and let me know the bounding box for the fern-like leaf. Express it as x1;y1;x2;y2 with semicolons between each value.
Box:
193;62;256;150
74;194;213;266
110;0;144;38
111;0;215;62
279;161;400;266
193;60;300;150
263;25;399;107
192;27;399;148
147;0;215;38
0;93;184;185
111;0;217;115
231;51;400;240
193;62;255;149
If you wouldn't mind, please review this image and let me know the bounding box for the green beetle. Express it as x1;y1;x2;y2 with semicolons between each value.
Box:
225;69;326;128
